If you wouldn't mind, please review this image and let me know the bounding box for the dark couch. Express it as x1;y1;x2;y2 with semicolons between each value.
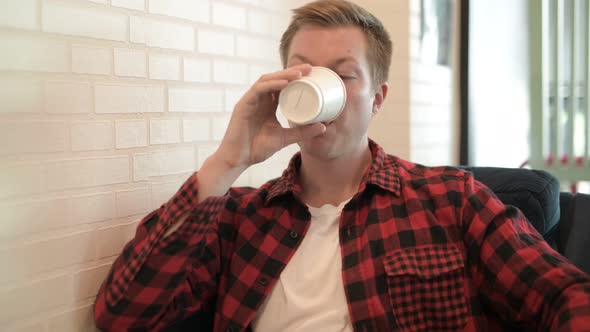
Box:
463;167;590;274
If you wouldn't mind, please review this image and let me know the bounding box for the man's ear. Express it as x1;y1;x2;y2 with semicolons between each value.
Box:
372;82;389;116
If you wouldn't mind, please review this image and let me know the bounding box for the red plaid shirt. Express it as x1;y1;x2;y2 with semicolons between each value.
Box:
94;140;590;331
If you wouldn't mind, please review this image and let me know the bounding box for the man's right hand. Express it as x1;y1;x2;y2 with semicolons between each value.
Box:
196;64;326;202
217;63;326;169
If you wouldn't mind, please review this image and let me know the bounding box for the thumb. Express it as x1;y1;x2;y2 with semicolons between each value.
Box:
281;123;326;147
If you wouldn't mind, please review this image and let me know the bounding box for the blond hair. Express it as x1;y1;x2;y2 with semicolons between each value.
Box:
280;0;393;87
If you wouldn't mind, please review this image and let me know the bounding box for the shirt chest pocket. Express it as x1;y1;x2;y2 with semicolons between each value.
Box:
384;245;468;332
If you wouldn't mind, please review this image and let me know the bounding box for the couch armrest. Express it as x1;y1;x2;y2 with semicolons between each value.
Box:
459;167;561;238
559;192;590;274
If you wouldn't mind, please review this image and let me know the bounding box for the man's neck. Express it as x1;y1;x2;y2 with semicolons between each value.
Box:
299;139;372;207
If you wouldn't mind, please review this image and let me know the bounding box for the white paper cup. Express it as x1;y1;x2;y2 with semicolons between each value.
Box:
278;66;347;125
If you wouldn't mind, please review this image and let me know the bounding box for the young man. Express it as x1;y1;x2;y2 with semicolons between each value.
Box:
94;1;590;331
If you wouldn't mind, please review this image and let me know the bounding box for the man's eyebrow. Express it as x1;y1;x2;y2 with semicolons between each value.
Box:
289;54;359;67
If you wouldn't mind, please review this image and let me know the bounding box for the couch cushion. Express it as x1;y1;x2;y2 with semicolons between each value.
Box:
460;167;560;237
558;192;590;274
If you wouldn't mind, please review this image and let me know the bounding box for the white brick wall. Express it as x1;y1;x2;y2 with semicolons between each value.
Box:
183;117;211;142
149;53;181;80
131;16;194;51
248;9;272;35
112;0;145;11
1;197;69;238
0;78;43;113
0;0;419;330
133;148;196;180
237;35;278;60
115;188;150;218
116;120;148;148
72;45;113;75
42;0;128;42
114;48;147;78
0;121;67;154
48;303;97;332
212;3;247;30
150;118;182;144
95;84;164;113
184;57;211;82
0;32;69;72
70;192;115;225
0;231;95;283
148;0;210;23
46;157;130;190
213;59;248;84
45;81;93;114
0;275;74;323
1;164;43;199
0;0;38;31
71;121;114;151
197;29;235;56
169;87;224;112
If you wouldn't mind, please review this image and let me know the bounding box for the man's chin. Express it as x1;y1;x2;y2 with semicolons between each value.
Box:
298;137;338;159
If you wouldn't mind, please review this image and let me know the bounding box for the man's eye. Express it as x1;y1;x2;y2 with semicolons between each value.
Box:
339;75;355;80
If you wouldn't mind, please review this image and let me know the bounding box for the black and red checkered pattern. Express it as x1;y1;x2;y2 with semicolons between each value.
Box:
94;140;590;331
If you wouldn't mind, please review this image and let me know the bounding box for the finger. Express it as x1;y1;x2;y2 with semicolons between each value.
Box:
281;123;326;147
239;65;313;111
257;64;312;83
251;79;290;95
237;79;288;108
241;65;312;107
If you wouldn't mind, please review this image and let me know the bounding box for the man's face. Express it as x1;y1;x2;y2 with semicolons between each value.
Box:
286;25;387;160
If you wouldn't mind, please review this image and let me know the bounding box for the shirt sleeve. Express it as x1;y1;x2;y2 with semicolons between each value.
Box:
461;173;590;331
93;172;240;331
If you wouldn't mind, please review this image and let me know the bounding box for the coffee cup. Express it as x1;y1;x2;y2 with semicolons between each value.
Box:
278;66;347;125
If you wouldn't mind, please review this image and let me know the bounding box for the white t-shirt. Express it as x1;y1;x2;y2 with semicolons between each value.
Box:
251;199;353;332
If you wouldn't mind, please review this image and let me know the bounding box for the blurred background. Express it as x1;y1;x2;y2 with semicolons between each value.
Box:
0;0;589;331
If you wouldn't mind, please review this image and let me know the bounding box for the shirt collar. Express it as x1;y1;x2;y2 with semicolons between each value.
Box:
266;139;401;204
